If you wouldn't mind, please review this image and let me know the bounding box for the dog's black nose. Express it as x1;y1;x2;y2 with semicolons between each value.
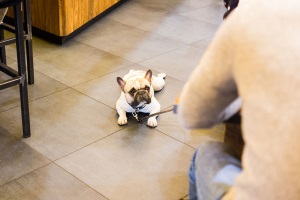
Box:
135;90;151;104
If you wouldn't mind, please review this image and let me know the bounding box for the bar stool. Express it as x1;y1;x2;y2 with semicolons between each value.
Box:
0;0;34;85
0;0;31;138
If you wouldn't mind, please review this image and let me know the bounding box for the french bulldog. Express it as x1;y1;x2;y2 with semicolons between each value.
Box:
116;69;166;127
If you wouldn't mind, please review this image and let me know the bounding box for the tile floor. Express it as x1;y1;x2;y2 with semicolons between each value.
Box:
0;0;227;199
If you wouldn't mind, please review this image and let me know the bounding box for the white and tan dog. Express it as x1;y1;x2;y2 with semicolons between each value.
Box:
116;69;166;127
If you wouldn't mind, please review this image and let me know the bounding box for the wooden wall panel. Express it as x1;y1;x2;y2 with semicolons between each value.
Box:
31;0;60;35
59;0;119;36
6;0;119;36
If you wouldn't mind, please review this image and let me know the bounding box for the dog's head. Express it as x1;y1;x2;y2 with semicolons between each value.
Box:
117;70;153;108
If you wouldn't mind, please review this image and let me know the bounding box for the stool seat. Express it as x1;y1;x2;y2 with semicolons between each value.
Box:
0;0;22;8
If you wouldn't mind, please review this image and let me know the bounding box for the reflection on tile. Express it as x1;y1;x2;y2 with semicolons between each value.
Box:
191;36;214;51
34;41;133;86
31;36;61;56
0;163;107;200
74;18;133;44
0;89;123;160
156;111;225;148
4;31;60;59
138;15;219;44
140;46;205;82
1;51;17;64
132;0;221;13
0;70;68;113
180;4;226;25
74;64;184;110
106;1;172;27
56;124;194;200
0;131;50;186
77;28;185;63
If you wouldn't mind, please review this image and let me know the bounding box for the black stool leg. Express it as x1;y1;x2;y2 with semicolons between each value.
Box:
14;3;31;138
0;28;6;64
23;0;34;85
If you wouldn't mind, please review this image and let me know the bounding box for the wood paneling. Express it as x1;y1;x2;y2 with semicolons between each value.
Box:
32;0;60;35
7;0;119;36
59;0;118;36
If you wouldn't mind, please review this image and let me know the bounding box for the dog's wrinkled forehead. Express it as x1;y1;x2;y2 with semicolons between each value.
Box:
124;78;150;91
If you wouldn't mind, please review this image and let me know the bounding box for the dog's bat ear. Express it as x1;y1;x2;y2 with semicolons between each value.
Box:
117;77;126;91
145;70;152;83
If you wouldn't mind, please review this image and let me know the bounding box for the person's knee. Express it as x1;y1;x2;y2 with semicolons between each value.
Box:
196;142;225;158
195;141;240;171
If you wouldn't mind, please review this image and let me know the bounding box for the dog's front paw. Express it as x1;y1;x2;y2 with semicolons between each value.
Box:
147;117;157;127
118;116;128;125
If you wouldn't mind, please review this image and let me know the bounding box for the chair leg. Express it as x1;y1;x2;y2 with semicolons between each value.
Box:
23;0;34;85
0;28;6;65
14;3;31;138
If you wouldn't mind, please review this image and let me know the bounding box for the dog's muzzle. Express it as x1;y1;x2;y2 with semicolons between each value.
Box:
132;90;151;107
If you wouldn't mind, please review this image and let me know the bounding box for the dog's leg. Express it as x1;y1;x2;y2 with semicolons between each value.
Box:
116;100;128;125
147;97;161;127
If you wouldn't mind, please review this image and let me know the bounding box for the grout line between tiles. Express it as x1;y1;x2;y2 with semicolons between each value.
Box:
146;105;197;150
156;123;196;151
52;124;132;163
71;87;117;110
130;0;220;14
0;162;51;188
53;162;110;200
75;20;190;62
0;160;110;200
0;87;70;114
69;65;131;88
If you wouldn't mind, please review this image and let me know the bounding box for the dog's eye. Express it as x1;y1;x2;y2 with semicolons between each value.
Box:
144;86;150;92
129;88;136;96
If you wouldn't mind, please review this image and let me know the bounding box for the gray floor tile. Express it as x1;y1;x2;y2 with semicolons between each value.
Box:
138;14;219;44
191;36;214;50
1;53;16;64
156;111;225;148
4;31;60;58
132;0;222;13
0;163;107;200
140;45;205;82
0;70;68;113
180;4;226;25
31;36;61;56
33;41;133;86
0;131;50;186
76;28;186;63
106;1;172;28
74;18;133;44
0;89;123;160
56;124;194;200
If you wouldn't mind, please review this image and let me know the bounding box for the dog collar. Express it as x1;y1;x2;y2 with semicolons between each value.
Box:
132;104;146;121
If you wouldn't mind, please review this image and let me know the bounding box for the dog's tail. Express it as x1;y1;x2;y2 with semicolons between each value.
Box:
157;73;166;79
152;73;166;92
